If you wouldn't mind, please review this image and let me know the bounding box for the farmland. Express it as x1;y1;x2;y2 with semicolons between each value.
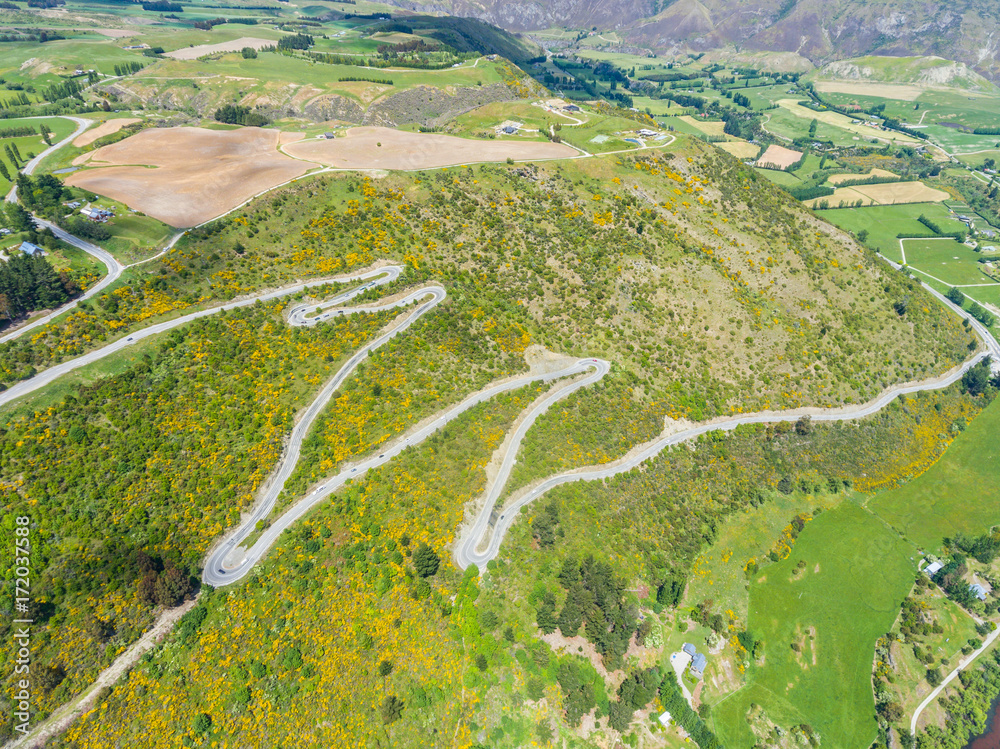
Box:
65;127;313;227
282;126;577;169
868;398;1000;550
712;501;914;749
1;7;1000;749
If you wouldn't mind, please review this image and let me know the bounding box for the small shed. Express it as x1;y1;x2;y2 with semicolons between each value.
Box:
924;561;944;577
971;584;988;601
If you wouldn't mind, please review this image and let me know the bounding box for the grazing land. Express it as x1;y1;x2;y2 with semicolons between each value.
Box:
821;203;966;257
776;99;922;144
868;398;1000;550
712;502;915;749
163;37;278;60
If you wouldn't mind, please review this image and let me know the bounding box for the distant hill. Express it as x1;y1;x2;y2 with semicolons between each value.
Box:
387;0;1000;81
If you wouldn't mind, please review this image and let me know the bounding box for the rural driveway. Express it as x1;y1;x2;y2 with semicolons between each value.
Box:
910;624;1000;734
0;265;404;409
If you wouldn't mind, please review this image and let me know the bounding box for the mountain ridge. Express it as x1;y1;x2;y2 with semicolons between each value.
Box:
386;0;1000;81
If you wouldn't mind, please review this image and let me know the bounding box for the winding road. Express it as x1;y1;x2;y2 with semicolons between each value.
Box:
2;112;999;748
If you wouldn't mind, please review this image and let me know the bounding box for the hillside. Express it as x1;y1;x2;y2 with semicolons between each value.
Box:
0;133;979;746
390;0;1000;81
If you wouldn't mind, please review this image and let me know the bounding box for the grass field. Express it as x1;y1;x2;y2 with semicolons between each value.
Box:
0;39;149;85
139;51;503;100
903;238;997;286
821;203;966;258
867;397;1000;550
755;168;802;187
0;117;77;195
712;501;914;749
684;492;844;624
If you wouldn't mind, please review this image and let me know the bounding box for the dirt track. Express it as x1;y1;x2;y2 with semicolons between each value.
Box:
65;127;312;227
73;118;140;147
282;126;577;170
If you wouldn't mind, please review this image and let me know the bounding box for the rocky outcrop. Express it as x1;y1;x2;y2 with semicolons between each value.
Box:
301;94;366;124
362;83;518;127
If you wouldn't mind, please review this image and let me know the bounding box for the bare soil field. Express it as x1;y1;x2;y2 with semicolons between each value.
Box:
827;168;897;184
853;180;950;204
717;140;760;159
805;187;873;208
164;37;275;60
755;144;802;169
814;81;926;101
73;118;140;147
805;180;949;208
65;127;314;227
282;126;577;170
679;114;727;137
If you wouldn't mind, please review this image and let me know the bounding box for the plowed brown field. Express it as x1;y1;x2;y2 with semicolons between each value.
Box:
65;127;312;227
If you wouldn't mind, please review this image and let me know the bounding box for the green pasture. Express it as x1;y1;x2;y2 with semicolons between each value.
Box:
956;149;1000;167
135;25;282;53
813;84;1000;153
868;397;1000;551
631;95;688;116
756;168;801;187
0;39;149;83
0;117;77;193
920;125;1000;154
764;104;874;147
143;51;502;97
684;490;844;622
963;285;1000;309
712;501;914;749
659;115;709;137
902;238;996;286
821;203;964;259
741;83;796;110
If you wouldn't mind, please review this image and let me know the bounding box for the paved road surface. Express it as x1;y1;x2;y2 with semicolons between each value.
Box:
5;115;92;204
1;116;128;345
0;266;403;409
